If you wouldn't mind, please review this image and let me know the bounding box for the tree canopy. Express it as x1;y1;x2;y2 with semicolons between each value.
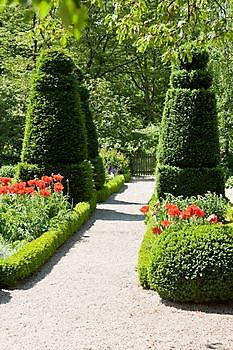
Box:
1;0;232;59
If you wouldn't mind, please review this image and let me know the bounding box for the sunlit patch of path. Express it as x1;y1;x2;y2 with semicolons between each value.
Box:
0;177;233;350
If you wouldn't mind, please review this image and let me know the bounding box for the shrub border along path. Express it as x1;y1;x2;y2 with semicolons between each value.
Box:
0;175;126;287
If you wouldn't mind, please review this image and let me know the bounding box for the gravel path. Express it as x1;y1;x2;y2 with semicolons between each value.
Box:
1;178;233;350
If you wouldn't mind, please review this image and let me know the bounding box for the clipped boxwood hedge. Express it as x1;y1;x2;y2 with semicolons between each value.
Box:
96;174;126;203
0;201;94;287
138;229;156;289
0;175;127;286
147;224;233;303
155;164;225;197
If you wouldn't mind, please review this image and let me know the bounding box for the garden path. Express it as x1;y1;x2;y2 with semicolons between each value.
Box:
0;178;233;350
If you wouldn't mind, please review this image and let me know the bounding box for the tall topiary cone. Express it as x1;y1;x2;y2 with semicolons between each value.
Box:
77;71;105;190
20;50;94;203
155;48;224;198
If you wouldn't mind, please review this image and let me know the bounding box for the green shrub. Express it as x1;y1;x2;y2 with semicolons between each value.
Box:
79;81;105;190
0;165;17;178
91;156;105;190
100;148;130;176
226;176;233;189
20;50;93;203
171;70;212;90
138;228;156;289
155;165;225;198
220;152;233;180
96;174;125;203
15;162;42;181
148;224;233;302
155;48;224;198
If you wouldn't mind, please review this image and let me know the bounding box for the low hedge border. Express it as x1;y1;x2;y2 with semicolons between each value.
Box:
96;174;128;203
138;227;156;289
0;174;128;287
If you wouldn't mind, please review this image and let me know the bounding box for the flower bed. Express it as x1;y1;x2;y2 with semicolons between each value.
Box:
138;193;233;302
0;174;127;286
0;174;69;258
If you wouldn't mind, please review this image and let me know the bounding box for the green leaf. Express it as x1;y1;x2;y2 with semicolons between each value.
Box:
60;35;67;46
32;0;51;18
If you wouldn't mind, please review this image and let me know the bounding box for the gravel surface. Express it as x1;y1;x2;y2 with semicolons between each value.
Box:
1;178;233;350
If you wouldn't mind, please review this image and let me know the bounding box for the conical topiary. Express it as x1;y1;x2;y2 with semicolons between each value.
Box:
79;80;105;190
155;48;224;198
19;50;94;202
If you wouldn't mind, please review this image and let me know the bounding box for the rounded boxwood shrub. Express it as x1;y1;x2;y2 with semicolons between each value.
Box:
148;224;233;302
155;47;224;197
20;50;94;203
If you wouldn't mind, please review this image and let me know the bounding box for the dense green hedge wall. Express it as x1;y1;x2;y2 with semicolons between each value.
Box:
156;165;225;197
79;85;105;190
148;224;233;303
157;89;219;168
155;48;224;198
20;50;93;202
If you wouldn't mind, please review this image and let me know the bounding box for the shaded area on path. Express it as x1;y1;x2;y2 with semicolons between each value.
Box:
0;290;12;304
161;299;233;316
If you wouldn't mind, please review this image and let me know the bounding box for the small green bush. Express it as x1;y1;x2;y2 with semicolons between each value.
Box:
0;165;17;178
226;176;233;189
171;70;212;90
148;224;233;302
100;148;130;176
91;156;106;190
221;153;233;180
15;162;42;182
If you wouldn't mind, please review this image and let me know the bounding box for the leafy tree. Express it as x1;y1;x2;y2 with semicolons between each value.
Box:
0;6;34;164
210;43;233;155
155;47;225;197
103;0;233;59
68;2;170;125
1;1;232;57
0;0;88;40
87;78;143;153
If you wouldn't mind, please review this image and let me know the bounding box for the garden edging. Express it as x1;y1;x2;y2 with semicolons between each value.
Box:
0;174;127;287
